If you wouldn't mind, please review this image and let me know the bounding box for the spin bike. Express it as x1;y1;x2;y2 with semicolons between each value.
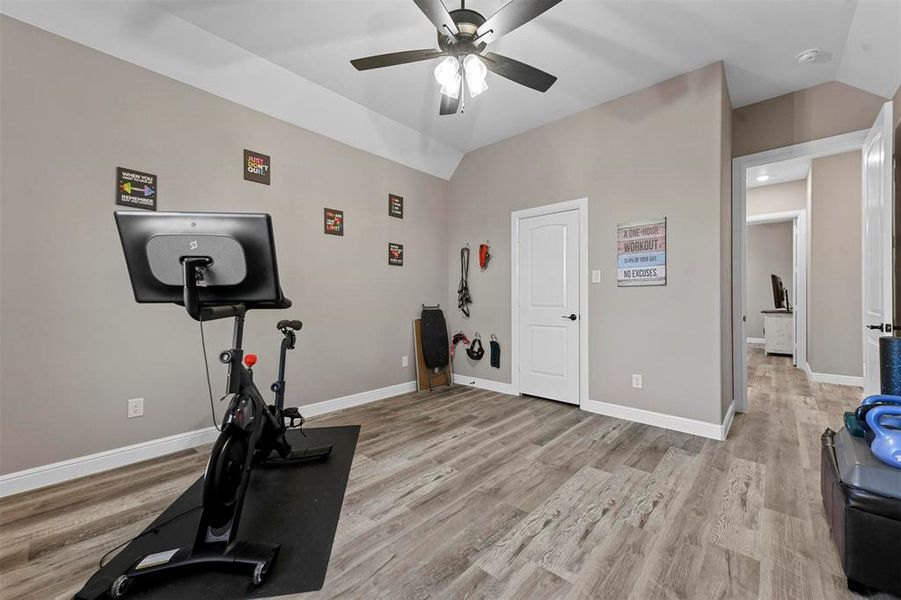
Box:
109;212;331;598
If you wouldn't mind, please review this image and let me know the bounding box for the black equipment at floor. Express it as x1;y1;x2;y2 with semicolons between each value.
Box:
419;305;452;391
110;211;332;598
821;428;901;596
458;245;472;317
75;427;359;600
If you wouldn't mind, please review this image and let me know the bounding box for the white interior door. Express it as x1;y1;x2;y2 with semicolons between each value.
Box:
517;210;580;404
862;101;894;396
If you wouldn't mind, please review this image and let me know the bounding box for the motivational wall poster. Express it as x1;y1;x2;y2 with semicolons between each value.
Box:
243;149;270;185
617;218;667;287
324;208;344;236
116;167;157;210
388;242;404;266
389;194;404;218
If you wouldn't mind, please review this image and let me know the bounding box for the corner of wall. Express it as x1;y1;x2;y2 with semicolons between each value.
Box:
719;63;734;419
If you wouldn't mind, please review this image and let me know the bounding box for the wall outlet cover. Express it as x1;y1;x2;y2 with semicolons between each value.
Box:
402;355;409;368
592;270;601;283
631;374;643;389
127;397;144;418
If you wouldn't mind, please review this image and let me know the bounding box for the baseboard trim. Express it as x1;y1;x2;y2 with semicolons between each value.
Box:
452;374;515;395
802;362;863;387
746;337;765;345
581;399;734;441
0;380;416;498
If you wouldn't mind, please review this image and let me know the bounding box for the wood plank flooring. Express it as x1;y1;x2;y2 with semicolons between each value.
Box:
0;348;891;599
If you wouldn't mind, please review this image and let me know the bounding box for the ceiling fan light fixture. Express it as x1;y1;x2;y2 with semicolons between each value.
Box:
463;54;488;98
434;56;461;98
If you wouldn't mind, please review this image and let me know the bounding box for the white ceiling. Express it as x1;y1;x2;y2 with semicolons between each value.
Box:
2;0;898;178
150;0;900;152
747;156;811;189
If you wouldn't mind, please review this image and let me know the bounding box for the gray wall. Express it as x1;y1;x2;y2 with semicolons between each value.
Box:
808;150;863;377
0;17;449;474
746;222;793;339
732;81;887;157
747;179;807;217
445;63;731;425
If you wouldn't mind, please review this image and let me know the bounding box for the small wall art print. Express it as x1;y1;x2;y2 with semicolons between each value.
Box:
116;167;157;211
388;242;404;266
244;149;270;185
324;208;344;236
617;218;666;287
389;194;404;218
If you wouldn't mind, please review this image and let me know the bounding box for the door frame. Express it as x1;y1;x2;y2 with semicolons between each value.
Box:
746;209;808;369
732;129;868;413
511;198;589;406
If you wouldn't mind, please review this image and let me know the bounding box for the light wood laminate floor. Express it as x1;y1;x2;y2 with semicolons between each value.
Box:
1;348;891;599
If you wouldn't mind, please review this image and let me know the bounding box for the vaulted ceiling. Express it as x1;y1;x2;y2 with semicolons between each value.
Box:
2;0;898;178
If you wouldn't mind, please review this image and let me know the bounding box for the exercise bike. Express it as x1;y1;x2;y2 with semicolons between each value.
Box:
108;211;331;598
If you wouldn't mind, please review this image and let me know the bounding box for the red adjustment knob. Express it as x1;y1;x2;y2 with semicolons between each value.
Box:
243;354;258;368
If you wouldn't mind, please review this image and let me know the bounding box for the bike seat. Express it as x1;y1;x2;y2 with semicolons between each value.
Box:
277;319;302;331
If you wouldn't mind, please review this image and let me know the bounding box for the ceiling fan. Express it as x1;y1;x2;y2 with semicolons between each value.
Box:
350;0;563;115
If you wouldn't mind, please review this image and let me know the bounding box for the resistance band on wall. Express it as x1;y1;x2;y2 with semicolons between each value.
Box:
467;332;484;360
451;331;470;359
458;245;472;317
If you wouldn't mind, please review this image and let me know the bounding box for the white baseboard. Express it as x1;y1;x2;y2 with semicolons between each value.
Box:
0;380;416;498
746;337;765;345
802;362;863;387
581;399;735;441
452;374;516;395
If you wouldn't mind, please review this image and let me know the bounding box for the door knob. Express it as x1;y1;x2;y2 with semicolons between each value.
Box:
563;314;577;321
867;324;890;332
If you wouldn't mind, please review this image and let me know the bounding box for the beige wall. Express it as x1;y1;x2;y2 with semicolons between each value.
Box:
747;179;807;217
746;222;793;339
719;73;733;417
446;62;731;425
732;81;886;157
808;150;862;377
0;17;450;474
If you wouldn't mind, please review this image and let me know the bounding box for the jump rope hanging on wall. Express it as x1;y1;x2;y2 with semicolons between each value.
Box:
458;244;472;317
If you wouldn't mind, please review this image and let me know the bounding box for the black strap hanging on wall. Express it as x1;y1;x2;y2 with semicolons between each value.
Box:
489;334;500;368
458;245;472;317
467;332;484;361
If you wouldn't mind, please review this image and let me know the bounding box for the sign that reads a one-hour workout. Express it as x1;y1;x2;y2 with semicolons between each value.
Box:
617;218;666;287
116;167;157;211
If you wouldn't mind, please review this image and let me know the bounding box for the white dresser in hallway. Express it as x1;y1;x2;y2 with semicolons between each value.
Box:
762;309;794;356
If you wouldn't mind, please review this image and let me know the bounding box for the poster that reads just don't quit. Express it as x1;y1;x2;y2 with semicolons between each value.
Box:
617;218;667;287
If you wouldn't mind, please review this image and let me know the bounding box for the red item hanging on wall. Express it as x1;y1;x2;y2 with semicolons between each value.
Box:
479;242;491;270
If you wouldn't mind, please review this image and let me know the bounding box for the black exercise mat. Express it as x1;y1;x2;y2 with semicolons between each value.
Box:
75;426;359;600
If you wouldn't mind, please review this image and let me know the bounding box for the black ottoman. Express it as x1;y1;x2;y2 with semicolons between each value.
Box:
821;428;901;596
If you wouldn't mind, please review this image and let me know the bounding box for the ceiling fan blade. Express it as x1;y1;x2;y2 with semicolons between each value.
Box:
351;49;445;71
476;0;564;45
482;52;557;92
412;0;459;36
439;80;463;115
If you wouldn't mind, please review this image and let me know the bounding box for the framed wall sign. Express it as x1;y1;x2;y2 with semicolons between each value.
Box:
324;208;344;236
388;242;404;266
243;149;270;185
389;194;404;218
617;218;667;287
116;167;157;211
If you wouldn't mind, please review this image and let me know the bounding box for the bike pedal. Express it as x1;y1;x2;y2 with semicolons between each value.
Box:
282;407;304;428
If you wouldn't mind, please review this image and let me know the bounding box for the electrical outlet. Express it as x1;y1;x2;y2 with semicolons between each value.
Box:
127;397;144;418
592;270;601;283
632;374;643;389
402;355;409;368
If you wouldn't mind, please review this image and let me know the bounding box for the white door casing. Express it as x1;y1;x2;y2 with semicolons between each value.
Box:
862;101;894;396
515;209;581;404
